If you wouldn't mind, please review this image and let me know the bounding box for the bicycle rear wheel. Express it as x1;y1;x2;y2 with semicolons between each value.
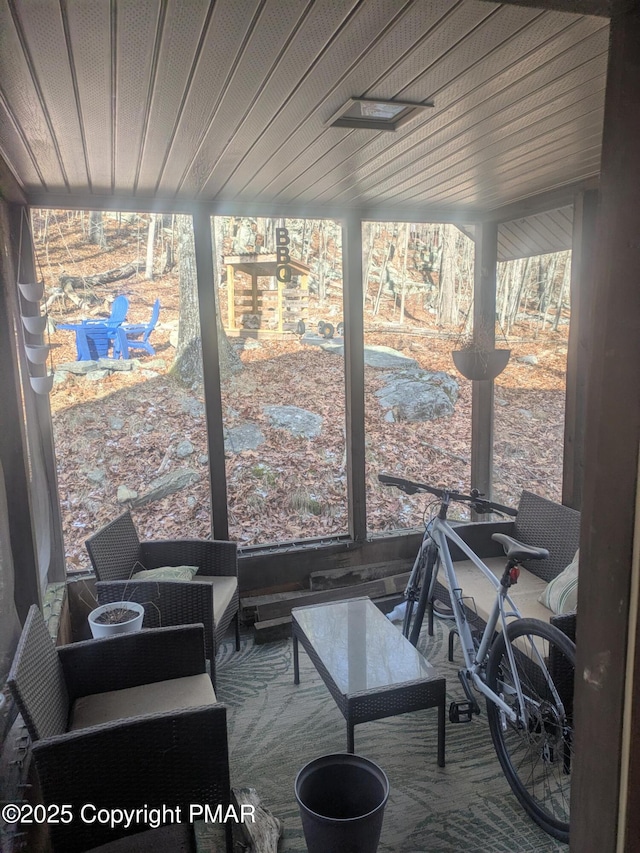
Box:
486;618;575;842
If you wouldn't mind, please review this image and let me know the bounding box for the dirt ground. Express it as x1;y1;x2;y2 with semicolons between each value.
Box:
35;212;568;568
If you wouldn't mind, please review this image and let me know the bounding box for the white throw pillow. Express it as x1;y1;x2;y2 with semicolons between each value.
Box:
538;550;579;615
131;565;199;581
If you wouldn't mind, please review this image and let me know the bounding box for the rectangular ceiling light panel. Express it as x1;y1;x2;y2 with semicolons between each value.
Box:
326;98;434;131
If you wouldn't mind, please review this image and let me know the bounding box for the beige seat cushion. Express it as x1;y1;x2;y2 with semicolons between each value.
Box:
449;557;551;624
192;575;237;622
69;673;216;731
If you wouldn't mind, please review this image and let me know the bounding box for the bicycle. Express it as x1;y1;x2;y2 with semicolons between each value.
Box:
379;473;576;842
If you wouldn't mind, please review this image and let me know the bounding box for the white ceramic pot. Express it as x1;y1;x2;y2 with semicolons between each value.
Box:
88;601;144;638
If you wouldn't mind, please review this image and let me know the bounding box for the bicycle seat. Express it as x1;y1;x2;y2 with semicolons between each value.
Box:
491;533;549;563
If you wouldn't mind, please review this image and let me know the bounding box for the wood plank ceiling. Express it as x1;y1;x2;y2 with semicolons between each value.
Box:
0;0;608;220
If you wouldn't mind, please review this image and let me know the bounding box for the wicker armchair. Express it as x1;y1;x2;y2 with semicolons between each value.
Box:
7;606;232;853
85;511;240;684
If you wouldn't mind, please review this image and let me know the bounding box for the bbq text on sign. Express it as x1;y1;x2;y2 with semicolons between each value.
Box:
276;227;291;282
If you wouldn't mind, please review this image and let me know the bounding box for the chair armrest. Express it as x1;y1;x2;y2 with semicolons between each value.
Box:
58;624;207;700
33;705;230;853
97;579;216;660
550;611;577;643
448;519;516;561
141;539;238;577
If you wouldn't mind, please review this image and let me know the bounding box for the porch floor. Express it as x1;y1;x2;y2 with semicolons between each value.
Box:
201;617;568;853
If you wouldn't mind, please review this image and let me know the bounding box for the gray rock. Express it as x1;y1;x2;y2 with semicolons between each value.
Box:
321;344;418;370
53;371;68;385
85;369;109;381
139;369;160;378
56;361;98;374
187;496;197;508
224;423;265;453
518;354;539;365
263;405;323;438
98;358;133;371
87;468;107;484
181;398;205;418
176;440;195;458
109;416;125;430
117;485;138;503
375;370;459;421
198;453;209;465
144;358;167;370
132;468;200;507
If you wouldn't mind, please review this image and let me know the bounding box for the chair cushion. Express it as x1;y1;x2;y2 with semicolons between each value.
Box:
131;565;199;582
450;557;551;624
69;674;216;731
192;575;238;622
538;550;579;615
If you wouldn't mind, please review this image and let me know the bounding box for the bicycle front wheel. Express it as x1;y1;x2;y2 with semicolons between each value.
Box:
486;618;575;842
404;543;438;647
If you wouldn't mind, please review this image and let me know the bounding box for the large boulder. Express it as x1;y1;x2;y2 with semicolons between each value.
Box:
322;343;418;370
375;370;458;421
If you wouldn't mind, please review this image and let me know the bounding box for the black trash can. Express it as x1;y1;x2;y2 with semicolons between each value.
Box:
294;753;389;853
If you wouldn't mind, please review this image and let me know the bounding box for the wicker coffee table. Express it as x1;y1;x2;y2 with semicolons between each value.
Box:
292;597;445;765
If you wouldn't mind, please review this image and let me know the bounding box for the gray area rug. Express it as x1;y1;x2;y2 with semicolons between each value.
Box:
205;618;568;853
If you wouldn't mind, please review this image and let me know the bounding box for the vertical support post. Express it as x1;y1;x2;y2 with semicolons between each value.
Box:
571;4;640;851
251;273;258;313
471;220;498;499
192;210;229;541
342;213;366;542
562;189;598;511
277;281;284;332
0;204;41;619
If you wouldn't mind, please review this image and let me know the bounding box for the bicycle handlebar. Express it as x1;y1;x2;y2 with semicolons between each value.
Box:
377;473;518;517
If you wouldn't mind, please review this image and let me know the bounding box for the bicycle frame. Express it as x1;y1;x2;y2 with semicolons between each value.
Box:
428;515;563;725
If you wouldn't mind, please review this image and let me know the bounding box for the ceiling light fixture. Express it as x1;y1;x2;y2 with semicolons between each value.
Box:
325;98;434;131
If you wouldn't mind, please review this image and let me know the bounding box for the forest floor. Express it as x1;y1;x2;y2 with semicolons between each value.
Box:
35;212;568;569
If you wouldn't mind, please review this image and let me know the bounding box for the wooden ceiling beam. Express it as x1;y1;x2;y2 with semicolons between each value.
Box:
481;177;599;224
480;0;611;17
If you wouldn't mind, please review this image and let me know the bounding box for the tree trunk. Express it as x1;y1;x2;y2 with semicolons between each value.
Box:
171;215;241;387
145;214;157;280
398;223;410;324
88;210;107;248
437;224;458;326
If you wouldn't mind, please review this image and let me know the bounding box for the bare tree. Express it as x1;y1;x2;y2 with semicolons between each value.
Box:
88;210;107;248
437;224;458;326
171;215;241;387
145;214;157;280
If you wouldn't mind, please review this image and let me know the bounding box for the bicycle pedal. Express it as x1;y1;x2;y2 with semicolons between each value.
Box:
449;701;475;724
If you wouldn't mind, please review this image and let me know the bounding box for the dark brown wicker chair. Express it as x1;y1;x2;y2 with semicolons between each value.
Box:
85;511;240;684
7;606;232;853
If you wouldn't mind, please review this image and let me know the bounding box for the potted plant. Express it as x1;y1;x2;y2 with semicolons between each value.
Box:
88;600;144;638
451;325;510;381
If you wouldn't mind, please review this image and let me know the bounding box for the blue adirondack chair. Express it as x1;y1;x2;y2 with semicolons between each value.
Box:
58;295;130;360
115;299;160;358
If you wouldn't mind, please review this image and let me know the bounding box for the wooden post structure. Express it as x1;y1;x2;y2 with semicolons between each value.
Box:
192;210;229;541
471;220;498;500
571;4;640;851
342;213;366;542
562;189;598;511
226;263;235;329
